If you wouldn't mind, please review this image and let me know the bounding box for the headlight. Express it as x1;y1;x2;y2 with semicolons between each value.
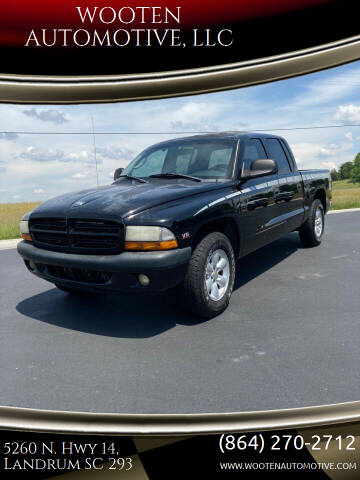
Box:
20;220;29;234
20;212;33;242
125;226;178;251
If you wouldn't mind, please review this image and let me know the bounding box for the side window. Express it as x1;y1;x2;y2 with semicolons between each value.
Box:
131;148;167;176
263;139;292;174
242;139;267;171
280;139;296;170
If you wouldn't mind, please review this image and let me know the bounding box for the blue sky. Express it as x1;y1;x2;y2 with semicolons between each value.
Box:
1;60;360;203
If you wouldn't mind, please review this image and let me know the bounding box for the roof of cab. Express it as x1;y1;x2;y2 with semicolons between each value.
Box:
151;131;286;147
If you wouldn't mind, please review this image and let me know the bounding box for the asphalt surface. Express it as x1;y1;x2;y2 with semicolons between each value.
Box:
1;211;359;414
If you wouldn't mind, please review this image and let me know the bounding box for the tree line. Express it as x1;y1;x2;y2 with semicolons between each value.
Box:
331;153;360;183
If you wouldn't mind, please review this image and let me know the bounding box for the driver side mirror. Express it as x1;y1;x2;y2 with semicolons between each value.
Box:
242;159;278;180
114;167;124;181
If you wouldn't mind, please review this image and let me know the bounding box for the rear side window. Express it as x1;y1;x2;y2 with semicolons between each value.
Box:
280;139;296;170
263;139;292;174
242;139;267;171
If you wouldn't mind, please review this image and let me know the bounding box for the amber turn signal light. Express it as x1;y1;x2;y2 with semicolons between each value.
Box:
21;233;32;242
124;239;178;251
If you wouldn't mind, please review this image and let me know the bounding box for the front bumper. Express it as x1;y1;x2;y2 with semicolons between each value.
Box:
17;241;191;293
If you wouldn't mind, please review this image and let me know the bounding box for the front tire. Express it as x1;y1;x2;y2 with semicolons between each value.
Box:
299;199;325;247
182;232;236;318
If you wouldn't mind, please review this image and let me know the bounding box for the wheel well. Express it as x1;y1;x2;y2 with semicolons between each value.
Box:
193;218;240;257
314;188;327;212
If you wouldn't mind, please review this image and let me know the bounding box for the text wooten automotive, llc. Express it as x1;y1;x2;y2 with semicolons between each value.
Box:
24;6;233;47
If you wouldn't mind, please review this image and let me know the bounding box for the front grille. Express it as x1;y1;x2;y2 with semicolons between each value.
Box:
29;217;124;254
35;263;112;284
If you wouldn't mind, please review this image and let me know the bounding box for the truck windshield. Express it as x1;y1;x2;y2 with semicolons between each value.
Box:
122;139;237;180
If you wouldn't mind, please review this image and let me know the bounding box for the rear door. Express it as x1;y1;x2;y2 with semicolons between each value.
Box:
236;138;280;255
263;138;305;234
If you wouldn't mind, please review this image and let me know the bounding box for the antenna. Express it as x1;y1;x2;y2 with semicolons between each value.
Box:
91;115;99;187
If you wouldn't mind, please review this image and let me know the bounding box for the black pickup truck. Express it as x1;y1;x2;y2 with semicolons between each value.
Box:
18;132;331;317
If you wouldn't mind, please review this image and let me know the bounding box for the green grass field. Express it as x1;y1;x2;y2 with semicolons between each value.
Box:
331;179;360;210
0;180;359;240
0;203;41;240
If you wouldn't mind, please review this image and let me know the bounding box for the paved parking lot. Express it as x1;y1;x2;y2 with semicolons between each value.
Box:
0;211;359;413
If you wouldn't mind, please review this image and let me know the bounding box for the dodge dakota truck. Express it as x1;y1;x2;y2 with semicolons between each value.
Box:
18;132;331;317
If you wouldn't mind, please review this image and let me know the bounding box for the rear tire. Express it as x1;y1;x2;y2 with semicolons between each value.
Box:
182;232;236;318
299;199;325;247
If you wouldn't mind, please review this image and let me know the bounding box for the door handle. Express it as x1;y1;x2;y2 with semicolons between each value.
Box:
247;198;269;210
275;191;294;203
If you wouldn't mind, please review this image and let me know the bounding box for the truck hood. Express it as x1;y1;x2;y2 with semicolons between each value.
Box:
31;179;232;220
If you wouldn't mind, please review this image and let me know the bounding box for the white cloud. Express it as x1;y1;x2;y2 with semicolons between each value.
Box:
318;143;341;157
345;132;353;141
23;108;68;124
66;150;90;162
94;145;135;172
291;141;353;170
321;161;337;170
19;146;64;163
33;189;45;194
319;149;335;157
285;67;360;111
292;143;320;166
72;173;87;179
170;102;220;131
17;147;98;165
334;104;360;123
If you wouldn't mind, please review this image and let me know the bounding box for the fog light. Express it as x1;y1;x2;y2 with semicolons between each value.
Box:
26;260;36;271
138;274;150;287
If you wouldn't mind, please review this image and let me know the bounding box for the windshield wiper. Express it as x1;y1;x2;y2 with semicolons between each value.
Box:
115;174;148;184
149;173;202;182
